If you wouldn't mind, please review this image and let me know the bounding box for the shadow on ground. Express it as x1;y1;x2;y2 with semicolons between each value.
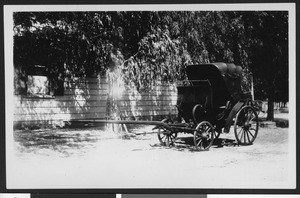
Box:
150;136;238;152
13;127;115;156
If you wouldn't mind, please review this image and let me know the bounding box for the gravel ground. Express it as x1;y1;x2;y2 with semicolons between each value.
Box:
7;114;294;190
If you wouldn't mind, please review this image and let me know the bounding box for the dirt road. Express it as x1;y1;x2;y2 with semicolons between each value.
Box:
8;122;294;190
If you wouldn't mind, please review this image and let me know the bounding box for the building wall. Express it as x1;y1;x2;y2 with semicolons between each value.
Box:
14;77;108;129
13;77;178;129
113;83;178;120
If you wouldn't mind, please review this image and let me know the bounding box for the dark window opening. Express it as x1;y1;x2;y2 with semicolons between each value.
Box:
14;65;64;97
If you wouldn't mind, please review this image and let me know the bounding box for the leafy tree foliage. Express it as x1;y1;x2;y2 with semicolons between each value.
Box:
121;26;191;90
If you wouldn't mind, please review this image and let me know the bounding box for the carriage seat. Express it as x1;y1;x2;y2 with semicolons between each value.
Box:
216;100;232;121
192;100;231;124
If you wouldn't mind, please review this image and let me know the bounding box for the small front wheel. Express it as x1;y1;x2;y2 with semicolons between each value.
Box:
157;127;177;146
157;119;177;146
194;121;215;151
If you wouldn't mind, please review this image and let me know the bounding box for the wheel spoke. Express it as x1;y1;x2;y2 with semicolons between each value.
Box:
248;115;254;122
196;136;201;141
237;128;243;139
170;134;176;141
205;126;211;133
249;114;256;122
248;129;255;139
246;130;251;143
166;136;170;145
169;136;174;143
161;134;167;141
239;130;244;142
239;130;243;143
197;138;203;146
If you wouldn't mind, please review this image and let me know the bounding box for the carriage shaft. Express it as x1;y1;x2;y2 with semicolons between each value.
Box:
71;119;173;131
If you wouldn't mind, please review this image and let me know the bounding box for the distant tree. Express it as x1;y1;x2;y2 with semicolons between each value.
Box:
243;11;288;120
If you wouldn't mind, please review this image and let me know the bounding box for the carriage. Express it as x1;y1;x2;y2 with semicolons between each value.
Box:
155;62;259;150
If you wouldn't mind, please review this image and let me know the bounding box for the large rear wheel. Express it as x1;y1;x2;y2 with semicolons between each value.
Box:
234;105;259;145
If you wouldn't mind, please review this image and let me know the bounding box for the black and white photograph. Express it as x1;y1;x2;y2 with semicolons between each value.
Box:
4;3;296;190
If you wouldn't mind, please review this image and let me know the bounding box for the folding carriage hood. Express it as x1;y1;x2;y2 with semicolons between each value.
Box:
185;62;244;102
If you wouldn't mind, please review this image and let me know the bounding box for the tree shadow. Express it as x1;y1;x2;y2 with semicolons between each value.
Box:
13;127;105;157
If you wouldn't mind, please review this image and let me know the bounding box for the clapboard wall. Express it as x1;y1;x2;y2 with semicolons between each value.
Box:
114;84;178;120
14;77;109;129
14;77;178;129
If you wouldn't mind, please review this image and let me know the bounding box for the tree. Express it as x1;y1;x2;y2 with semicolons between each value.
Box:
14;12;114;94
243;11;288;120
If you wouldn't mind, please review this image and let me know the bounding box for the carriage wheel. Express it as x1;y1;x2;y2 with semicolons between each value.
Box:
194;121;215;151
234;105;259;145
157;127;177;146
157;119;177;146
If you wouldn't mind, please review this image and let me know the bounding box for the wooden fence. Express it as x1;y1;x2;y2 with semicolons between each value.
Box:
13;77;178;129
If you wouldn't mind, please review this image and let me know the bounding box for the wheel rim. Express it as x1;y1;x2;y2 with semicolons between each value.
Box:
194;121;214;151
157;127;177;146
234;106;259;145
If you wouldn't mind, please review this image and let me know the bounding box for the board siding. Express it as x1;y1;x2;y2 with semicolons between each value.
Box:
14;77;178;129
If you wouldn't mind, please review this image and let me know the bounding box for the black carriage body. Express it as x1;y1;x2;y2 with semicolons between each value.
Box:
156;62;258;149
177;63;249;127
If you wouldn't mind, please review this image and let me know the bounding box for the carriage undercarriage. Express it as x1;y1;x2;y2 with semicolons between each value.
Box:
155;104;259;151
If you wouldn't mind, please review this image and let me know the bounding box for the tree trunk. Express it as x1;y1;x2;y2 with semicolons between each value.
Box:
267;95;274;121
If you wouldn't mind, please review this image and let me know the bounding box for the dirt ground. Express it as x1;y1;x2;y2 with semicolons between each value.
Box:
8;113;295;189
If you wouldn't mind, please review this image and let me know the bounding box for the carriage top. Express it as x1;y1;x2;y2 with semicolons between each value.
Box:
182;62;247;102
